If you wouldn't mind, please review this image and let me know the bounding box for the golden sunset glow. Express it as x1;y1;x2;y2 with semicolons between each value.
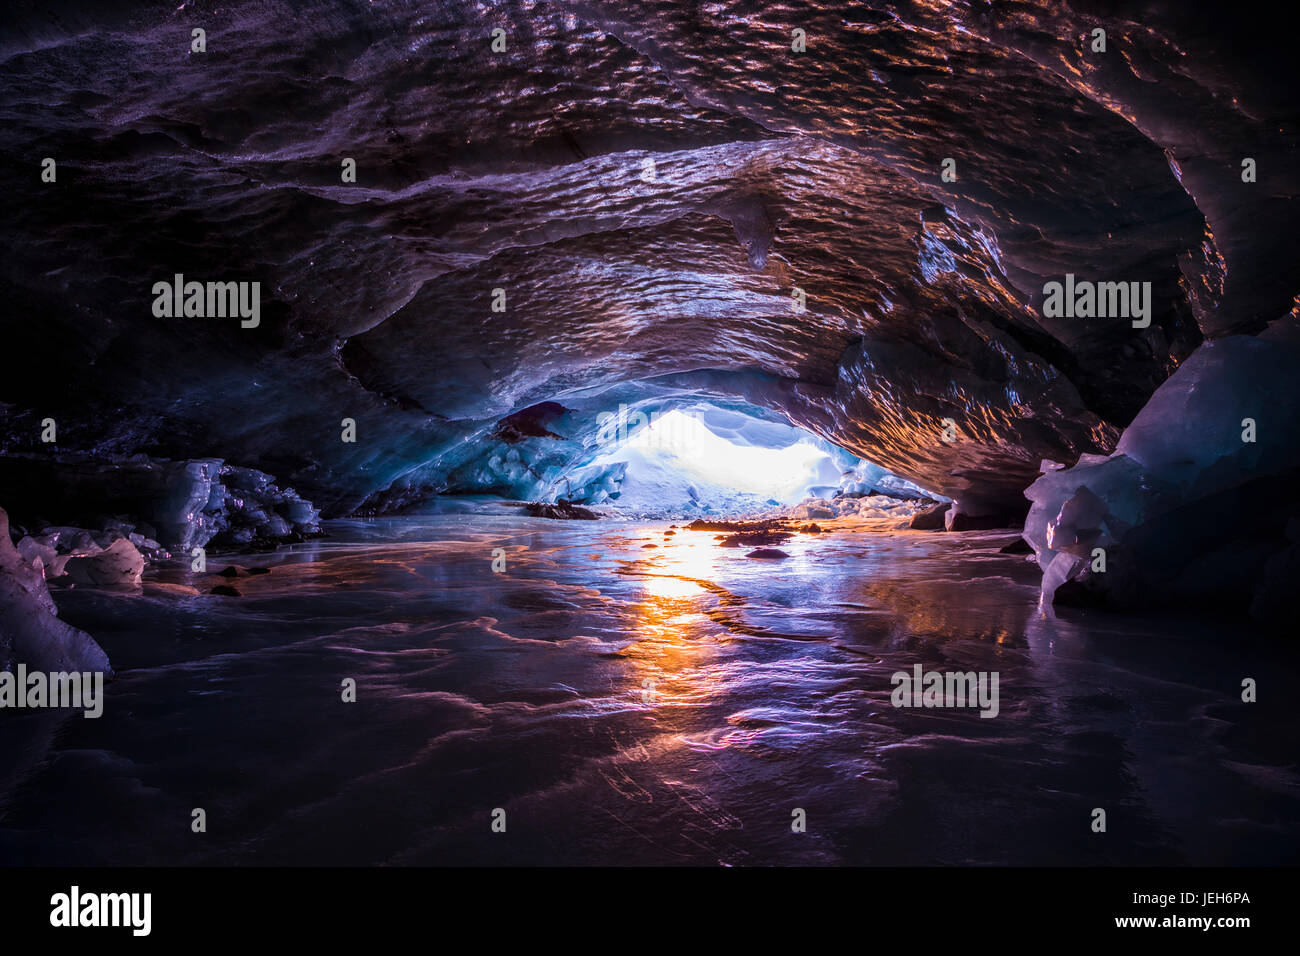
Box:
621;531;728;710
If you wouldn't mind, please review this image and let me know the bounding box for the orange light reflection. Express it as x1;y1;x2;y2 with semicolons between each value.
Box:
623;531;725;713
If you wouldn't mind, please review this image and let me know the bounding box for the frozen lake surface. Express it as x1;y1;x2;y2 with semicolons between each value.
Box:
2;516;1297;865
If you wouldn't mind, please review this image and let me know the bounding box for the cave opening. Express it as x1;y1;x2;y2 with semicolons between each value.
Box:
457;396;939;521
593;407;841;510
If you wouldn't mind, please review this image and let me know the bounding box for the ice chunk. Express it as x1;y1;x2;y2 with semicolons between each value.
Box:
1020;328;1300;617
0;507;111;673
63;538;145;590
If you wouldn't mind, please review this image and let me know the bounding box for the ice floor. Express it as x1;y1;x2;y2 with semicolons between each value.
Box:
2;515;1297;865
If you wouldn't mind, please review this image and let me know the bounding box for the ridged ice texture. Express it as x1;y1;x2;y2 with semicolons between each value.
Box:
1;1;1296;513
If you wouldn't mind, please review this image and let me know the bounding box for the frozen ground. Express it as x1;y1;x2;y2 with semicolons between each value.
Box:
1;515;1297;865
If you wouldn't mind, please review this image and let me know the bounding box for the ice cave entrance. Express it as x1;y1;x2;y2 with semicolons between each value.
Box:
587;409;845;513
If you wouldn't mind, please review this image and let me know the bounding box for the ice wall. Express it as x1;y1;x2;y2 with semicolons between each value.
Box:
1021;324;1300;623
0;455;321;556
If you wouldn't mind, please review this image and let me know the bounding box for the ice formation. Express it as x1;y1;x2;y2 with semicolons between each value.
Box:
0;507;111;674
8;0;1296;523
0;455;321;555
1022;325;1300;622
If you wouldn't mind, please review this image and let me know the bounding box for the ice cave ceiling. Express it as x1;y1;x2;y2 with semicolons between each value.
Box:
1;0;1297;516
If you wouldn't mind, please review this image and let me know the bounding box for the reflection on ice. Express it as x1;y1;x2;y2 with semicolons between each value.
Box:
3;515;1297;866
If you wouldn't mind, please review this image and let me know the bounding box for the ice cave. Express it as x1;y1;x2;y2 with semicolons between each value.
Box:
0;0;1298;871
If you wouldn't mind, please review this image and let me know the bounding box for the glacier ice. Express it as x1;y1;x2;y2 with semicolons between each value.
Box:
0;507;111;674
0;455;321;556
1022;326;1300;620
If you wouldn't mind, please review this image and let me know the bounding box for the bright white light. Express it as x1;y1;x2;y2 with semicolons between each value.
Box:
621;409;833;503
